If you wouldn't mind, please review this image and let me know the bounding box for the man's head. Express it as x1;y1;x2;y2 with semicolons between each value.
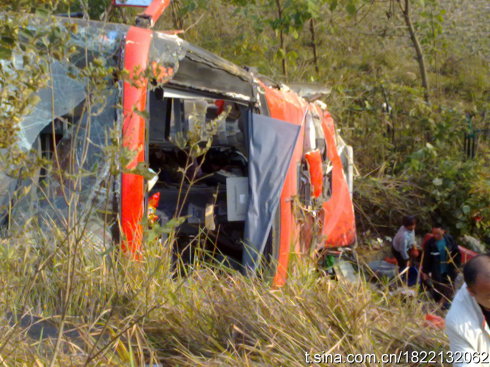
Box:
432;227;445;241
402;215;416;231
464;253;490;309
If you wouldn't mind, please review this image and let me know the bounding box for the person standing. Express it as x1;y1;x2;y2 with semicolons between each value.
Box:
445;254;490;363
392;215;417;273
422;227;461;304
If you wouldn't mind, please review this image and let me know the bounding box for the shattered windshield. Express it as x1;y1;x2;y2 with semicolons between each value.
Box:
0;17;127;235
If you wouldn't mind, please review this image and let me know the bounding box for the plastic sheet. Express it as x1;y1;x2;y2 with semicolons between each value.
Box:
242;113;301;271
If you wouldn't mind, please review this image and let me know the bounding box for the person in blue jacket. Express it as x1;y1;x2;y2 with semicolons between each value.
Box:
422;226;461;304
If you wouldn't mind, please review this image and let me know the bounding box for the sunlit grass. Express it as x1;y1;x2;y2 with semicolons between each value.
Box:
0;227;450;366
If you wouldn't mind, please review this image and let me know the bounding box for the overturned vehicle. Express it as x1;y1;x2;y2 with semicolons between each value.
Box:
0;10;356;285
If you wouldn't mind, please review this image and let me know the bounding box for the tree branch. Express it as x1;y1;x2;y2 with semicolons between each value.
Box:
275;0;287;77
397;0;430;102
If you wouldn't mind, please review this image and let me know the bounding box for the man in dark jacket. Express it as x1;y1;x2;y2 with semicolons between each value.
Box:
422;227;461;304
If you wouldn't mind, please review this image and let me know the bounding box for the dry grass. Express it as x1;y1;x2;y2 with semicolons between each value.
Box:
0;228;450;367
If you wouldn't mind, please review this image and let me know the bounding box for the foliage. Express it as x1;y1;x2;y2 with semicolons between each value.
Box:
403;138;490;239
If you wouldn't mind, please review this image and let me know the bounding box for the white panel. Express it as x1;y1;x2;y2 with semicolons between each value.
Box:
163;89;208;100
226;177;249;222
113;0;152;7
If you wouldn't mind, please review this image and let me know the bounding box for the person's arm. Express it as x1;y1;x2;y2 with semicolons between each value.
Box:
401;232;412;260
445;320;481;367
401;240;410;260
409;230;416;247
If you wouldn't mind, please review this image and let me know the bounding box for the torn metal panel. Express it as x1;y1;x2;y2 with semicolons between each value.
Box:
150;32;253;101
319;109;357;248
305;150;323;198
336;134;354;196
289;83;331;102
183;43;253;84
149;32;186;85
243;113;301;271
169;42;255;102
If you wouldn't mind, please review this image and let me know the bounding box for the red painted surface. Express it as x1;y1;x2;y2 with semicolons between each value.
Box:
259;83;307;287
305;150;323;198
384;257;398;265
259;83;356;286
148;192;161;208
143;0;171;25
459;245;478;264
316;105;357;248
121;26;153;257
425;313;445;329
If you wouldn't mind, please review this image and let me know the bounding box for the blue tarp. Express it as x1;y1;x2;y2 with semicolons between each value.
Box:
242;112;301;271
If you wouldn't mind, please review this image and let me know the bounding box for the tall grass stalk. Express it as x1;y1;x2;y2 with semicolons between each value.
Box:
1;228;450;366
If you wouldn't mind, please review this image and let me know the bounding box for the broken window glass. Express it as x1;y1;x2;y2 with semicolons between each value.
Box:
1;18;127;244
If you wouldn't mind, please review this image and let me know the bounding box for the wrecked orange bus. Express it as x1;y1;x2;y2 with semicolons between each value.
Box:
0;0;356;285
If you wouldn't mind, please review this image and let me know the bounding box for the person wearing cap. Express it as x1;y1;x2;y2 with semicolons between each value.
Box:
445;253;490;363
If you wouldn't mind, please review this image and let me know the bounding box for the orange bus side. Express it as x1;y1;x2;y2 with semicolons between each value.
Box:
260;83;307;286
121;26;153;257
316;106;356;247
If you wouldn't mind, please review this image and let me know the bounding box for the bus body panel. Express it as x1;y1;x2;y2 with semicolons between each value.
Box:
258;83;308;286
121;26;153;256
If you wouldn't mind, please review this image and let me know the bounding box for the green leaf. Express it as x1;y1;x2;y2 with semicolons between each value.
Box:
276;48;286;59
35;7;49;16
160;217;187;234
128;162;156;180
0;46;12;60
287;50;298;60
133;107;149;120
462;205;471;215
346;2;357;15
